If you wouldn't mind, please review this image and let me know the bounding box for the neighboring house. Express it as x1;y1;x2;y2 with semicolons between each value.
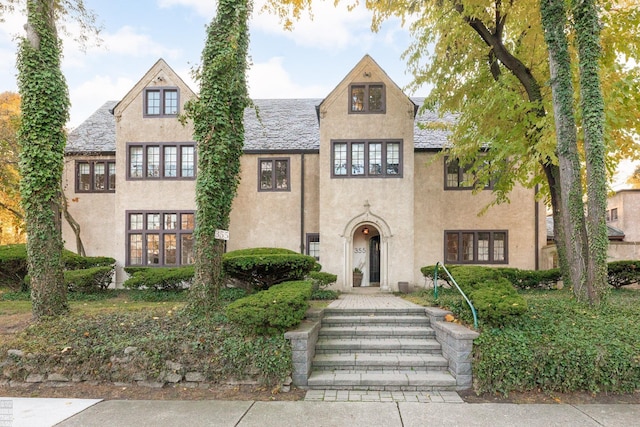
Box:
541;188;640;269
62;56;547;291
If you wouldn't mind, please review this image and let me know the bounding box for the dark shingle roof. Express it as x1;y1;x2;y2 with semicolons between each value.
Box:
66;101;117;153
66;98;454;154
546;216;625;241
244;99;321;151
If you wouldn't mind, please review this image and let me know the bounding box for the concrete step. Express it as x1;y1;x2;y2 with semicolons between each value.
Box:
315;338;442;354
307;370;457;391
322;308;427;317
318;325;435;339
322;315;430;327
312;353;449;370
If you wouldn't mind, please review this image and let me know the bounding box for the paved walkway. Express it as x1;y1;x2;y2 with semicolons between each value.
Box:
304;389;464;403
2;396;638;427
327;289;421;309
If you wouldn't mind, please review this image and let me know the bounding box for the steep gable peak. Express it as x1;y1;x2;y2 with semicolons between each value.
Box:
112;58;196;118
319;54;414;115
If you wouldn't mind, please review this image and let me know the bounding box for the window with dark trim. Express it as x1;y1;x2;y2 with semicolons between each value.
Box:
610;208;618;221
332;140;401;178
445;230;508;264
306;233;320;261
349;83;385;113
76;160;116;193
444;157;493;190
258;158;290;191
144;87;179;117
128;142;195;180
126;211;195;266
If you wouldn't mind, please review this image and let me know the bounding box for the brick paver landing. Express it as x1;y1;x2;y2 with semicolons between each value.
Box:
327;291;421;309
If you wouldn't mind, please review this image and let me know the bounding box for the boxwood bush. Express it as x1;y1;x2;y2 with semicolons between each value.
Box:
64;266;115;292
222;247;317;290
225;280;313;335
607;260;640;288
123;266;195;291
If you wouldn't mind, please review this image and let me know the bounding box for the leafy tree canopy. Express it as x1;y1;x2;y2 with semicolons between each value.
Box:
0;91;24;244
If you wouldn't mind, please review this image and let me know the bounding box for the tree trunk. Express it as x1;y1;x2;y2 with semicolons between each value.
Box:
17;0;69;319
187;0;252;313
572;0;608;304
61;185;86;256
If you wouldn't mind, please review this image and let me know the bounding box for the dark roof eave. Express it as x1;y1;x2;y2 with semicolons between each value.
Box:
243;148;320;155
65;150;116;156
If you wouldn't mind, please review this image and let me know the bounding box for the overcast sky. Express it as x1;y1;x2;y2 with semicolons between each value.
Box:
0;0;420;128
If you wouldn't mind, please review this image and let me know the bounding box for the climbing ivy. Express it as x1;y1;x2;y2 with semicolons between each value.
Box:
184;0;253;312
572;0;609;304
16;0;69;319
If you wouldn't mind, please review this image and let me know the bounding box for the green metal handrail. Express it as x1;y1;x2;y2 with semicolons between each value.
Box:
434;262;478;330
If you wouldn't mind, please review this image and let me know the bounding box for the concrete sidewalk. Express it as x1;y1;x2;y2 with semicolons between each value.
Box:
2;396;639;427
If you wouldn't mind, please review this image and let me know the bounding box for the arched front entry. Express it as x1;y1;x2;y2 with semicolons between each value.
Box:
342;201;392;291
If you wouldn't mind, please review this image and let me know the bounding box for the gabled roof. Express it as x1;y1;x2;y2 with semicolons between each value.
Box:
66;101;117;154
67;98;451;154
546;216;625;241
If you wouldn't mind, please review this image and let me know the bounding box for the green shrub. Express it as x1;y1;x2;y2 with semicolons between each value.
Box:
311;289;339;300
62;252;115;270
307;271;337;291
0;244;29;290
469;278;528;325
64;266;114;293
123;266;194;291
1;244;115;291
607;260;640;288
225;280;313;335
223;247;316;290
420;264;456;287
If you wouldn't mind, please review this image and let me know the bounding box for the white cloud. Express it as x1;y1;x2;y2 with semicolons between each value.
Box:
248;56;329;98
252;1;375;51
157;0;217;18
68;75;134;128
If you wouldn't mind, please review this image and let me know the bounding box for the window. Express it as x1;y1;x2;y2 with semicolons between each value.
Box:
332;140;402;178
127;143;196;180
259;158;290;191
445;158;492;190
610;208;618;221
306;233;320;261
144;88;179;117
127;211;195;266
76;160;116;193
349;83;385;113
445;230;507;264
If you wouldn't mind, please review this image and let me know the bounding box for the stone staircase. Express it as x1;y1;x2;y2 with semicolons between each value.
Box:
307;307;457;391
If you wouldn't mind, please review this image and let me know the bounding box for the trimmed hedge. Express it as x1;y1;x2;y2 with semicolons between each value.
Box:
24;266;115;293
225;280;313;335
421;265;527;326
223;247;317;290
64;266;114;292
607;260;640;288
123;266;195;291
0;244;115;291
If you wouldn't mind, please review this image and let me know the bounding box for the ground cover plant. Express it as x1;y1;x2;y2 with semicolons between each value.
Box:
0;286;297;386
405;284;640;396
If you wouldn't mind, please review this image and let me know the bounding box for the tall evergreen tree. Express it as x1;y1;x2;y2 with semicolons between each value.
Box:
185;0;252;311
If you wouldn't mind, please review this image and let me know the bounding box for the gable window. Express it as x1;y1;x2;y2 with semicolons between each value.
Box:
144;88;179;117
306;233;320;261
127;211;195;266
445;157;492;190
76;160;116;193
259;158;290;191
332;140;402;178
350;83;385;113
445;230;507;264
127;143;196;180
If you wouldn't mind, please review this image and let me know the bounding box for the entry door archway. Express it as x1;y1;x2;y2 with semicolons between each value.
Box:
341;201;392;291
369;235;381;285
